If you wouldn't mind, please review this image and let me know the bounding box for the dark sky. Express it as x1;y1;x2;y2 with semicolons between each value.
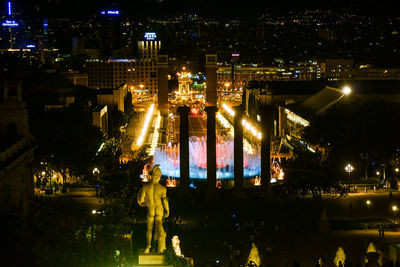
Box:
4;0;400;18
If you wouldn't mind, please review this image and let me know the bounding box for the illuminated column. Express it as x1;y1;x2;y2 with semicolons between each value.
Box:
260;105;273;190
233;105;244;191
205;106;217;196
177;106;190;189
157;55;168;116
205;54;217;106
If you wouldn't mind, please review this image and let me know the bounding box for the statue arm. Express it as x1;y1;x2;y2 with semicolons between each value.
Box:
137;187;147;207
162;187;169;218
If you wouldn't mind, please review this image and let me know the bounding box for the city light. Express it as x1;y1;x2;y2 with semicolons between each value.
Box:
137;104;155;146
366;200;371;206
92;209;97;214
101;10;120;15
144;32;157;40
216;112;255;155
2;20;18;27
342;86;352;95
222;103;235;116
92;167;100;175
149;111;161;156
393;205;398;212
8;2;11;16
222;103;262;140
285;108;310;127
345;164;354;173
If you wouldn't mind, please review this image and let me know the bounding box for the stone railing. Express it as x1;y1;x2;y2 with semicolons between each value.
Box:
0;138;29;164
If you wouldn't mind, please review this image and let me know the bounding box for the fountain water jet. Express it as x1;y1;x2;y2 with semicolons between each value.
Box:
154;136;261;180
247;242;261;266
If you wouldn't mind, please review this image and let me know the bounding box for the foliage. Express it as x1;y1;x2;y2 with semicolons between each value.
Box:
30;103;104;178
108;108;125;138
165;247;191;267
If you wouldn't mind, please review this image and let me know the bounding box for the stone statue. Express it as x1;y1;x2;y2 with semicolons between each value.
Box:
172;235;183;257
137;164;170;253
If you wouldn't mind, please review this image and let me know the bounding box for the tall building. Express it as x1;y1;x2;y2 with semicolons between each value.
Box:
205;54;217;106
0;2;32;49
87;32;162;97
99;8;122;57
87;58;158;96
137;32;161;60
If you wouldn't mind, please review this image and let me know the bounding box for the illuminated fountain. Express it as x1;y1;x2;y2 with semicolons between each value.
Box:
153;136;261;180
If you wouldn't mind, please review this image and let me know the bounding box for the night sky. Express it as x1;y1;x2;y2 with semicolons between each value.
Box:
5;0;400;18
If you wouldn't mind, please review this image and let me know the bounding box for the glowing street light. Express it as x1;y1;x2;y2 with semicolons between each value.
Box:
366;200;371;217
92;209;97;214
342;86;352;95
396;168;399;173
393;205;398;224
92;167;100;175
376;171;380;176
345;164;354;178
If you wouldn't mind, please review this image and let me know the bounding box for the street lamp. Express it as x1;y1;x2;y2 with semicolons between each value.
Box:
345;164;354;179
366;200;371;218
342;86;352;95
393;205;398;224
92;167;100;175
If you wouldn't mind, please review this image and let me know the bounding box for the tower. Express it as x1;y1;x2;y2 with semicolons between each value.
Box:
0;81;30;143
205;54;217;106
0;80;35;214
157;55;169;117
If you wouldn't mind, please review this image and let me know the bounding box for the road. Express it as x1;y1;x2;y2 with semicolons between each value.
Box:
175;114;207;140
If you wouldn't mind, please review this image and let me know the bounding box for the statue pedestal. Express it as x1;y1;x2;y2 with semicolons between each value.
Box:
134;253;173;267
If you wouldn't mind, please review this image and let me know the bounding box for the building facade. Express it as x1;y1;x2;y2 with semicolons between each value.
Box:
0;80;35;215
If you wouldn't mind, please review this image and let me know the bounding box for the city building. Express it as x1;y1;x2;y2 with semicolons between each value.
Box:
86;32;162;97
92;105;108;136
60;71;88;87
96;83;128;113
217;64;321;93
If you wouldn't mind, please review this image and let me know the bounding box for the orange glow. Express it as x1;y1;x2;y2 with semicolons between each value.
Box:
166;177;176;187
254;176;261;186
191;108;199;115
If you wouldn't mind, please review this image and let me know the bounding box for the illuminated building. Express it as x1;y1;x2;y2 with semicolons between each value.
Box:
87;33;162;97
138;32;161;60
217;64;321;93
87;58;158;97
100;8;122;56
96;83;128;113
60;71;88;87
92;105;108;136
319;59;354;81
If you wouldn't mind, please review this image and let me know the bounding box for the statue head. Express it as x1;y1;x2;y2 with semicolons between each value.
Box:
150;164;162;183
